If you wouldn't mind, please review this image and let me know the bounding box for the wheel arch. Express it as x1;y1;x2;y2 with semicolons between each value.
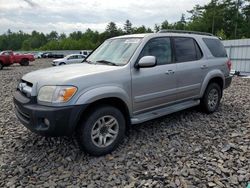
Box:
200;71;225;98
75;97;131;133
21;58;29;62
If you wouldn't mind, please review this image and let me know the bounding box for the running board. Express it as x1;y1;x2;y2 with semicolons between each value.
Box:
131;99;200;124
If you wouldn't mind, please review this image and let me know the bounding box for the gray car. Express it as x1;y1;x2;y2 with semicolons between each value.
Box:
14;30;232;156
52;54;86;66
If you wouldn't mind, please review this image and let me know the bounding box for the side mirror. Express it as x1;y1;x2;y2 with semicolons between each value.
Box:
136;56;157;68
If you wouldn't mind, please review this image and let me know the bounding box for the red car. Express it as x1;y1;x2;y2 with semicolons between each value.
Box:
0;51;35;70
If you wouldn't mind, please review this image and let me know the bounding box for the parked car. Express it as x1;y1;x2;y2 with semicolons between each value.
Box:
41;52;64;58
14;30;233;156
52;54;86;66
47;53;64;58
41;52;52;58
33;52;43;59
0;51;35;70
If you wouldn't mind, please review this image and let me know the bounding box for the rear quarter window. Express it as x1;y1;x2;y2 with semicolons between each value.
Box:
173;37;203;62
202;38;227;57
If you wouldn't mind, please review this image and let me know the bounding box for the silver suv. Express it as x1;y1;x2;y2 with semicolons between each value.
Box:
14;30;233;156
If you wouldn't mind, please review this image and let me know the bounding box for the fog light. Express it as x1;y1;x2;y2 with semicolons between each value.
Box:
44;118;50;126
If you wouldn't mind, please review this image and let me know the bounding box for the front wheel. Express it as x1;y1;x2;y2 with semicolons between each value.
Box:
0;63;3;70
200;83;222;113
77;106;126;156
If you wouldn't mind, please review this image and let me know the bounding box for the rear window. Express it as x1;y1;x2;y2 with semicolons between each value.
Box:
173;37;202;62
202;38;227;57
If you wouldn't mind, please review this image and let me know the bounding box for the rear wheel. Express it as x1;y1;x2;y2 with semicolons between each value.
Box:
20;59;29;66
77;106;126;156
0;63;3;70
200;83;222;113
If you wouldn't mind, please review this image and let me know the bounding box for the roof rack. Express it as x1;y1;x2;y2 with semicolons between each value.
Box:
158;29;214;36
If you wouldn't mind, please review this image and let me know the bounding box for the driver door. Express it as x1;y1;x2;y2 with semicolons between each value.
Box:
67;55;78;64
131;37;177;114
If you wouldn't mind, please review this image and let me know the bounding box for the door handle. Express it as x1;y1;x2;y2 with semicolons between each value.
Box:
165;70;175;75
201;65;208;69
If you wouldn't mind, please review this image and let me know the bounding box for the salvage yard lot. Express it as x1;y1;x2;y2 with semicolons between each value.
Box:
0;59;249;187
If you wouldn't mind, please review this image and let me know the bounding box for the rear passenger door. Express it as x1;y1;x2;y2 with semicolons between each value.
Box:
173;37;205;101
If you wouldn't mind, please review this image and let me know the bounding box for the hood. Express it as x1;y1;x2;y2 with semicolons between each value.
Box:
22;63;122;87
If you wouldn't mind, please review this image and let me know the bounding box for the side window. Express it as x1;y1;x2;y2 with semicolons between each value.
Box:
140;38;172;65
194;41;203;59
174;37;202;62
202;38;227;57
3;52;10;55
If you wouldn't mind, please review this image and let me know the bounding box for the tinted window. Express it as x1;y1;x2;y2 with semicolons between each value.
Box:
140;38;172;65
174;37;201;62
194;41;203;59
203;38;227;57
69;55;78;59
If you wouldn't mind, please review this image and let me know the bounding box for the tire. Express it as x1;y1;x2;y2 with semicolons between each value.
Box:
59;62;65;66
77;105;126;156
0;63;3;70
20;59;29;66
200;83;222;114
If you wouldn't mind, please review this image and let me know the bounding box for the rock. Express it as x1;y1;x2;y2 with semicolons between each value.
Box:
237;169;246;174
175;177;181;186
181;167;189;177
238;175;245;182
214;178;225;188
221;144;231;152
208;182;216;187
230;175;238;185
124;181;135;188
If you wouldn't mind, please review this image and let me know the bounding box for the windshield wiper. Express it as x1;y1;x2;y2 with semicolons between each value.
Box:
96;60;118;66
83;60;94;64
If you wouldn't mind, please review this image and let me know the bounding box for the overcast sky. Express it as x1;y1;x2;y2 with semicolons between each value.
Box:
0;0;209;34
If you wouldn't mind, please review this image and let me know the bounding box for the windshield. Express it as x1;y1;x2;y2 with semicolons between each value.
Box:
65;55;72;59
87;38;142;66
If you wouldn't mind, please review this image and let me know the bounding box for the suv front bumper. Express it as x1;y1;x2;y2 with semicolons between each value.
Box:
224;75;233;89
13;91;86;137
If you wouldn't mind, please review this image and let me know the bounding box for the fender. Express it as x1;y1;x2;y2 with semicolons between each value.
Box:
200;69;225;97
75;86;131;114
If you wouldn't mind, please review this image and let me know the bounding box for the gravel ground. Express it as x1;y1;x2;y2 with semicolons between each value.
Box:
0;59;249;188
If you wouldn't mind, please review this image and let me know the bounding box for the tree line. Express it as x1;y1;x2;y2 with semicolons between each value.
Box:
0;0;249;51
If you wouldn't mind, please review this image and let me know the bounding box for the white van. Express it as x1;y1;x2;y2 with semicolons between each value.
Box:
79;50;92;57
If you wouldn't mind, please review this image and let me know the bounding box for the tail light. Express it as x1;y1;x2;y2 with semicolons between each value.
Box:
226;60;232;71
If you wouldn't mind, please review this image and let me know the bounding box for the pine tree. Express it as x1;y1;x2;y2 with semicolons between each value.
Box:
124;20;133;34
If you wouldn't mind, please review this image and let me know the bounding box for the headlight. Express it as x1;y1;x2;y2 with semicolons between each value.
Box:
38;86;77;103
